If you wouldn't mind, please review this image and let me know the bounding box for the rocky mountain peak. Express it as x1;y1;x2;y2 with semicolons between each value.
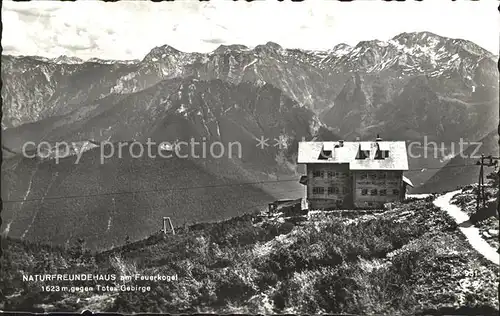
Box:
330;43;352;57
448;38;493;56
213;44;249;54
392;31;443;47
254;41;283;55
355;40;388;48
53;55;85;64
87;57;140;65
332;43;351;51
265;41;282;49
142;44;182;62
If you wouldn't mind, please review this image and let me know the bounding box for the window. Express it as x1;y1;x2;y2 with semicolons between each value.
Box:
313;170;322;178
328;187;340;195
393;189;400;196
343;186;350;194
356;146;369;159
360;172;368;180
379;189;387;196
327;171;335;178
378;172;387;180
370;189;378;196
313;187;324;194
318;150;332;160
375;150;390;160
369;172;377;180
361;189;368;196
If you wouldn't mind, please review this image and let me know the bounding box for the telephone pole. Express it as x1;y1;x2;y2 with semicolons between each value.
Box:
497;118;500;218
476;154;499;213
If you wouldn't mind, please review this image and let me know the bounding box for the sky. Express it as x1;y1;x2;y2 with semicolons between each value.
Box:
2;0;499;61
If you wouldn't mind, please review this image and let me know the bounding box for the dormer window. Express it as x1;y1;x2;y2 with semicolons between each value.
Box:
355;144;370;160
375;150;389;159
318;150;332;160
318;143;334;160
375;143;390;160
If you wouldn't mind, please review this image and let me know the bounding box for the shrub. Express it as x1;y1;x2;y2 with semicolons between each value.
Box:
403;197;419;204
267;246;304;279
214;267;258;305
109;254;137;284
3;198;499;315
277;222;295;235
391;248;422;283
424;195;435;202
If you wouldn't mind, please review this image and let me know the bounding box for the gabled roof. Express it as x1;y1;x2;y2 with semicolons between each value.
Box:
299;175;308;185
297;141;409;171
298;141;357;164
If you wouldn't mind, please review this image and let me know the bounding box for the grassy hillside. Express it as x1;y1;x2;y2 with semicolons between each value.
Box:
1;144;276;251
1;195;498;314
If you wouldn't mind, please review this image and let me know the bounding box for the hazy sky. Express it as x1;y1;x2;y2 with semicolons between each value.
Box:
2;0;499;60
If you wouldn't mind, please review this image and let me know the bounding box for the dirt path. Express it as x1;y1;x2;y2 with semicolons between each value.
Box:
433;190;499;266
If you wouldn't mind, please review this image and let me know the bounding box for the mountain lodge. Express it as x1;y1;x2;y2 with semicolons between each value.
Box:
297;136;413;210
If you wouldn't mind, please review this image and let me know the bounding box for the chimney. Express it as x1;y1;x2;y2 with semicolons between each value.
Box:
339;140;344;147
375;134;382;142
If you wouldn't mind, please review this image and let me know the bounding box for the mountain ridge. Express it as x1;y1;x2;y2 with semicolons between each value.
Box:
4;31;496;64
2;31;496;129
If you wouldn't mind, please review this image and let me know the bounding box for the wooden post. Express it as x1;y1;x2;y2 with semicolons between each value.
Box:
162;217;175;235
476;154;500;214
477;154;484;213
169;217;175;235
481;154;486;209
497;156;500;219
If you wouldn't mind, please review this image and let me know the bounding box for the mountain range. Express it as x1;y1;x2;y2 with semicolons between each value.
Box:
1;31;498;249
